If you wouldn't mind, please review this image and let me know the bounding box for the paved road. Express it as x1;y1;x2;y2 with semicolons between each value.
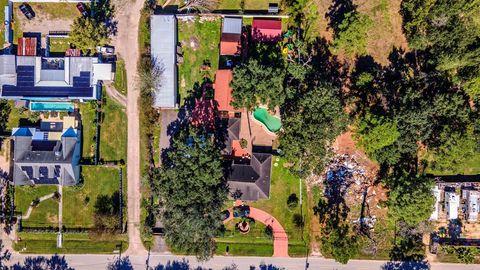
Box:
6;254;479;270
111;0;146;256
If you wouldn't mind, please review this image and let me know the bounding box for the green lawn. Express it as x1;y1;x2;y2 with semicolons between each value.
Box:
22;3;80;20
99;95;127;162
0;0;7;46
215;0;279;10
218;157;310;256
78;101;96;159
62;167;122;228
178;18;220;104
6;101;42;132
14;232;128;254
216;0;241;10
249;158;310;246
78;93;127;162
423;153;480;175
49;37;72;55
14;185;59;228
244;0;279;10
114;58;128;95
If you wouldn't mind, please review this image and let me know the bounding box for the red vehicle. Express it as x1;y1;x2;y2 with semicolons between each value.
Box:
76;3;88;17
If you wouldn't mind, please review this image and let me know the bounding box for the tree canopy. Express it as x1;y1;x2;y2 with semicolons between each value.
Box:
70;16;110;55
386;173;435;226
280;83;348;174
331;11;372;58
401;0;480;98
354;112;400;163
231;59;286;111
151;128;227;261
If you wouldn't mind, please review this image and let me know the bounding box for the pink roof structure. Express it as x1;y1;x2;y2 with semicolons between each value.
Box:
251;19;282;42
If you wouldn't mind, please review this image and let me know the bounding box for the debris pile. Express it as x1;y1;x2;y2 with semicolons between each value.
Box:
322;154;370;200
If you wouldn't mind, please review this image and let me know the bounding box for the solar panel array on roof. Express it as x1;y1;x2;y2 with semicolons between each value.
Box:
21;166;33;179
31;140;57;151
73;71;91;87
54;165;60;178
16;66;35;87
39;166;48;178
35;178;59;184
2;85;93;98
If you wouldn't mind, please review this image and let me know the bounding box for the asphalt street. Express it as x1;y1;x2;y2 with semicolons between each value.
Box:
6;254;480;270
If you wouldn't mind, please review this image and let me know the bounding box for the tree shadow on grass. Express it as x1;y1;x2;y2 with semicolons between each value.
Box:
326;0;357;33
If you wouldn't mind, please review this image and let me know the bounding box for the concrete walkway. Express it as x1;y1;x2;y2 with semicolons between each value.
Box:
224;203;289;257
19;193;56;220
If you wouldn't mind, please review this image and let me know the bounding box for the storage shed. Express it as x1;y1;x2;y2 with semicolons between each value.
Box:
150;15;177;108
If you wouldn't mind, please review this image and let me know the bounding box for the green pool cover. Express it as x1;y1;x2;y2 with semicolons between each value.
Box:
253;108;282;133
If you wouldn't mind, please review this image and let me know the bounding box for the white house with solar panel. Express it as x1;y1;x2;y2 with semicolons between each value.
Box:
11;116;81;186
0;54;113;100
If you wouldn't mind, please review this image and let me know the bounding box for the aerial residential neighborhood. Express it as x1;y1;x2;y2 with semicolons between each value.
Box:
0;0;479;270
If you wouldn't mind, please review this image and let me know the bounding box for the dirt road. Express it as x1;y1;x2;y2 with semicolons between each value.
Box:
111;0;146;255
104;82;127;107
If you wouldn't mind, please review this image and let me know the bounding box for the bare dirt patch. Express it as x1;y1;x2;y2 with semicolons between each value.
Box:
356;0;409;65
46;212;59;224
13;3;78;46
314;0;409;65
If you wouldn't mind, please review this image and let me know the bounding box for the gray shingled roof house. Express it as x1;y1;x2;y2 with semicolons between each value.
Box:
11;118;81;186
223;117;272;201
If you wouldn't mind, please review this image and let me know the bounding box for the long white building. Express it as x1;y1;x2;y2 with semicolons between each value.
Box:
150;15;177;108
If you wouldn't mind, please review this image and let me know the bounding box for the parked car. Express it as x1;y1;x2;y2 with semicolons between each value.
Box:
19;4;34;20
96;46;115;55
76;3;88;17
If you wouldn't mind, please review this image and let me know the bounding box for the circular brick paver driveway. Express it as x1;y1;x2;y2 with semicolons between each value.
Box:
224;204;289;257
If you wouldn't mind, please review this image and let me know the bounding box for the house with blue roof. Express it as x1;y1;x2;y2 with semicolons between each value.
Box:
11;116;81;186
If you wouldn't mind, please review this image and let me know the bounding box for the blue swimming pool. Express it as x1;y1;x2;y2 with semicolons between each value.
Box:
30;102;75;112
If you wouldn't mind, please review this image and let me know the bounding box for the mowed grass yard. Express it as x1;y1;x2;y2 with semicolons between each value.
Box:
178;18;220;104
99;94;127;161
78;92;127;162
49;37;72;55
15;185;59;228
113;58;128;95
217;157;310;257
14;232;128;254
216;0;280;10
0;0;8;46
215;218;273;257
62;166;124;228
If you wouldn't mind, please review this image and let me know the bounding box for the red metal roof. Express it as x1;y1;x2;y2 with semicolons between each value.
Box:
66;49;81;57
214;70;239;112
17;37;37;56
251;19;282;42
220;33;241;55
